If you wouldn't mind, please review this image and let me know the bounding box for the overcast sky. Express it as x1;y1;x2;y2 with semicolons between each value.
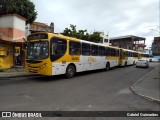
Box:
32;0;159;48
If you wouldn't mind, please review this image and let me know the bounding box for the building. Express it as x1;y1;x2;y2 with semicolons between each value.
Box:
0;14;27;69
109;35;146;51
101;33;110;46
151;36;160;59
144;49;153;57
28;22;54;34
25;22;54;37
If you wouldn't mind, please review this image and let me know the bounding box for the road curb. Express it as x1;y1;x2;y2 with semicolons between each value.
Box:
130;86;160;103
130;67;160;104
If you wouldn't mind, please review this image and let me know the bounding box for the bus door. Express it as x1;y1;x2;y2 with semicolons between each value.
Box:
50;37;67;75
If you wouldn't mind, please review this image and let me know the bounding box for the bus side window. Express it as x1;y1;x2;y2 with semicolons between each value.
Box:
99;46;105;56
110;48;116;56
51;43;57;55
106;47;110;56
91;45;98;56
123;51;125;58
125;51;128;57
50;37;67;62
69;41;81;55
82;43;90;56
116;49;119;57
128;52;130;57
120;49;123;58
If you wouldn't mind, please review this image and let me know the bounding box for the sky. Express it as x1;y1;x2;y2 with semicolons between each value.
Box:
32;0;160;48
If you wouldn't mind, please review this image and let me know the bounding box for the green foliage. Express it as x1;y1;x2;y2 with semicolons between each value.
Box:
62;24;103;43
0;0;37;24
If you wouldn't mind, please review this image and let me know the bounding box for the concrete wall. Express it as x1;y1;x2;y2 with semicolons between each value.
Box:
0;14;26;69
152;42;160;56
0;15;14;28
13;15;26;31
0;28;25;39
0;14;26;40
0;15;25;30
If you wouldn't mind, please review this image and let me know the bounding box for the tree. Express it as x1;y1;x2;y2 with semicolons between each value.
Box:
0;0;37;24
88;32;103;43
62;24;103;43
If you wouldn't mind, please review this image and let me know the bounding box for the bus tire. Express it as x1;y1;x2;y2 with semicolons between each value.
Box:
106;62;110;71
133;61;135;65
125;62;127;67
65;65;76;78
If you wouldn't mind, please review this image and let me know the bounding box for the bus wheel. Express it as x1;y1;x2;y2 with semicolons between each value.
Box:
125;62;127;67
106;63;110;71
133;61;135;65
65;65;76;78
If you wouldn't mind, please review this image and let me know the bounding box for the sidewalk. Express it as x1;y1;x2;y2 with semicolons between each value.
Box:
0;66;35;78
130;64;160;103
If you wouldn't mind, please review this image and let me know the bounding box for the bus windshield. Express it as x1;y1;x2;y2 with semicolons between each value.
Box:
26;41;49;60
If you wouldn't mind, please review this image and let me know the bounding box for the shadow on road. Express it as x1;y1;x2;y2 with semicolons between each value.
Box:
0;65;155;87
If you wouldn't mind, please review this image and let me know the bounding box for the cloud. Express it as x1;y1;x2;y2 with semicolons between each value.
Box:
32;0;159;47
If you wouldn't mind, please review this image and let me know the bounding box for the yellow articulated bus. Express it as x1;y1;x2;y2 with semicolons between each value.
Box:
119;48;139;66
25;32;121;78
139;52;149;61
25;32;149;78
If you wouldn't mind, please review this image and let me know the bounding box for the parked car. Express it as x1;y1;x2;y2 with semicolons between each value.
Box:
149;58;158;62
136;60;149;68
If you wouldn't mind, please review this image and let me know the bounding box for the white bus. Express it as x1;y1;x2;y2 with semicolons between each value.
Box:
119;48;139;66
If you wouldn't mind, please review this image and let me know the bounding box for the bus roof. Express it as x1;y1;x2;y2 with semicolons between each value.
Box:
28;32;125;50
48;33;120;49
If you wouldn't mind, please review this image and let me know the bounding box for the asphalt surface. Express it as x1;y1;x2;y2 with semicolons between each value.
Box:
0;63;159;112
0;63;160;120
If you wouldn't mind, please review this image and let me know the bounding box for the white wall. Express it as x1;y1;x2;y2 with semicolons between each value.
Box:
0;16;14;28
13;16;26;31
0;15;26;31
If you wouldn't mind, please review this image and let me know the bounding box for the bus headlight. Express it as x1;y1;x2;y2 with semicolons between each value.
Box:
39;63;47;69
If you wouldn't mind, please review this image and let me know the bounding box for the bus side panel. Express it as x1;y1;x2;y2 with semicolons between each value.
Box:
83;56;94;71
52;56;83;75
52;62;68;75
127;57;134;65
75;56;83;72
107;56;119;67
99;56;106;69
134;57;139;62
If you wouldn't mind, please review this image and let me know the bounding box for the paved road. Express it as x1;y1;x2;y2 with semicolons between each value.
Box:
0;63;159;112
